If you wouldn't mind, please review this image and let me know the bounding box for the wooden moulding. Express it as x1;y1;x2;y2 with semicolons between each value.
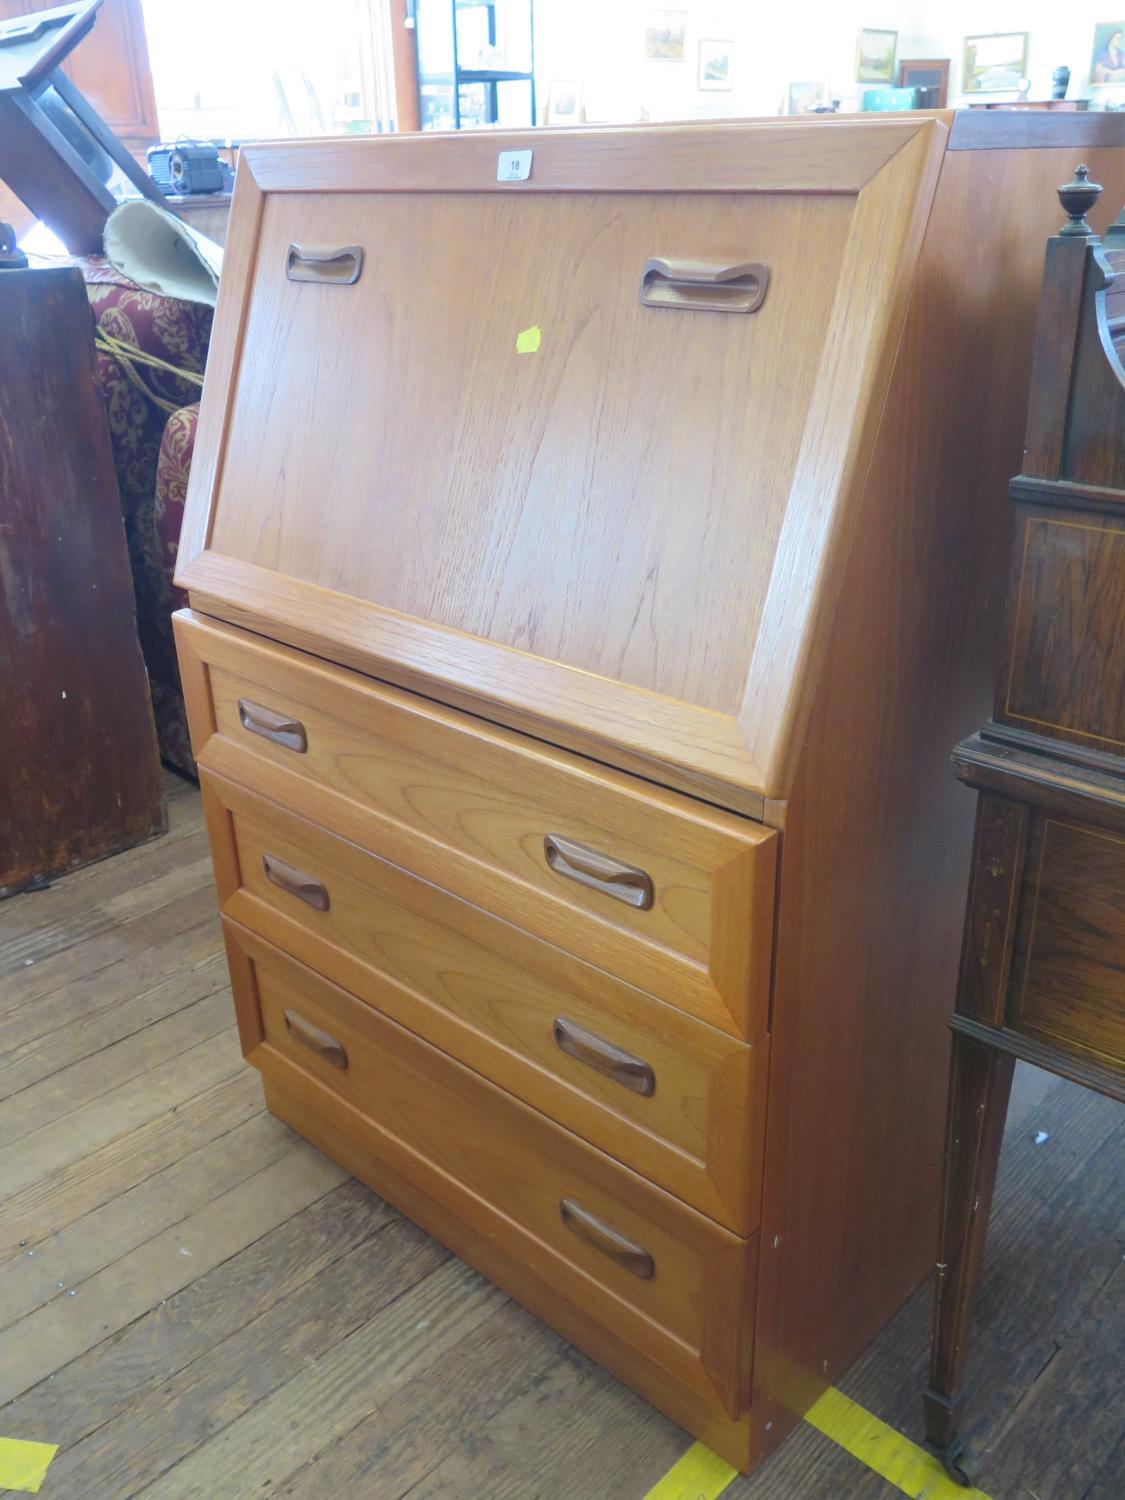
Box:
176;118;948;812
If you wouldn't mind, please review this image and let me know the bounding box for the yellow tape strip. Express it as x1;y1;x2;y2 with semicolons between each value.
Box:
0;1437;58;1495
641;1440;738;1500
805;1388;993;1500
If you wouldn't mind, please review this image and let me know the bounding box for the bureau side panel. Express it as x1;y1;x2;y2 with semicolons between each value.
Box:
750;139;1125;1457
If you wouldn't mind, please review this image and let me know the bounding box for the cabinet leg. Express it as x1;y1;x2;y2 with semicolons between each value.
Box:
924;1031;1014;1484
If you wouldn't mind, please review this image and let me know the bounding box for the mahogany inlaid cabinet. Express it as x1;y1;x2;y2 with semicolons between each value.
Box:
174;114;1125;1471
925;174;1125;1485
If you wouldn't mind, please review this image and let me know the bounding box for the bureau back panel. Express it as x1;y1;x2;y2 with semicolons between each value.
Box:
178;120;947;804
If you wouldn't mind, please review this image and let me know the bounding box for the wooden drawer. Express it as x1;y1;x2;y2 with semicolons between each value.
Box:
1008;813;1125;1071
225;921;757;1419
202;771;766;1232
176;610;775;1039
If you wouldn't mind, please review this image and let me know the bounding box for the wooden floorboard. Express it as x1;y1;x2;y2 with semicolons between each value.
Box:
0;770;1120;1499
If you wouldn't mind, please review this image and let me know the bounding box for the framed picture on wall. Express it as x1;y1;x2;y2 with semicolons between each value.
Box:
698;39;733;91
787;80;827;115
1090;22;1125;85
545;80;584;124
897;57;950;107
963;33;1030;93
644;10;687;61
857;28;897;83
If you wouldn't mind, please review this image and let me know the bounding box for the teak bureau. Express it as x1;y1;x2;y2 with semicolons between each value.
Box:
174;114;1125;1471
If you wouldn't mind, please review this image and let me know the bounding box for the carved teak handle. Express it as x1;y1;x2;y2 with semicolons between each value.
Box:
559;1199;655;1280
639;257;769;313
286;243;364;284
283;1009;348;1069
553;1018;655;1096
543;835;654;910
238;698;308;753
262;853;330;911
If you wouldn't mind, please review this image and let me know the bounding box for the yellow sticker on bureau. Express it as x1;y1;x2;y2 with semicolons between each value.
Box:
515;325;541;354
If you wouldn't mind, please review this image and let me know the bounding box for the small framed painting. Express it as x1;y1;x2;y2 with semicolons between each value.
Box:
857;28;897;84
1090;22;1125;85
698;38;733;91
545;80;584;125
645;10;687;62
897;57;950;108
963;33;1030;93
787;80;826;115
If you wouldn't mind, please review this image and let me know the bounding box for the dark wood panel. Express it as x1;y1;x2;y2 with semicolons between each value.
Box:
956;794;1028;1025
0;0;158;142
1008;814;1125;1069
1060;248;1125;489
0;266;165;896
948;111;1125;150
1002;508;1125;753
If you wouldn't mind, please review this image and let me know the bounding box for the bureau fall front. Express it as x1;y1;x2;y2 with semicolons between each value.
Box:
173;115;1125;1471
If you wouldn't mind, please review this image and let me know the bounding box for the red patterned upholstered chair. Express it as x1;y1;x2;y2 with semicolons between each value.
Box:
83;263;212;773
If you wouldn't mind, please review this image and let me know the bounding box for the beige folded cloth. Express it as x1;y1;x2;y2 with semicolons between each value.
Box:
103;199;222;306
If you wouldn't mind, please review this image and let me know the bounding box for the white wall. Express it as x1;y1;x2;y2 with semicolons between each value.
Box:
533;2;1125;123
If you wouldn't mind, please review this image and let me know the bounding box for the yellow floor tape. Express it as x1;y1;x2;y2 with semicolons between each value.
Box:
643;1389;994;1500
642;1440;739;1499
0;1438;58;1495
804;1389;993;1500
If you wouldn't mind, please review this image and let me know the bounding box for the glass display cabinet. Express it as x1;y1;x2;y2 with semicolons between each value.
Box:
413;0;535;131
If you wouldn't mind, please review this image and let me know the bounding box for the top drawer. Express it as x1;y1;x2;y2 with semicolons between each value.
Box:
176;611;775;1037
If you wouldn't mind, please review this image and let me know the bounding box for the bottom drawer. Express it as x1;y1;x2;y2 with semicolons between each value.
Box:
225;920;757;1421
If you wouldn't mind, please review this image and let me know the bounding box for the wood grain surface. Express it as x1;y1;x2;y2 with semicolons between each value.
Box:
0;267;164;897
176;609;776;1039
1008;814;1125;1070
208;780;765;1231
239;934;757;1424
177;117;947;805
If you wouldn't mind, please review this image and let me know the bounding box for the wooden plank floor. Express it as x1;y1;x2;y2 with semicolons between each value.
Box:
1;770;1121;1499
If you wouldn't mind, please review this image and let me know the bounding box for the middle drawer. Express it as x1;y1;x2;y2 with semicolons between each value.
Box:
201;769;764;1233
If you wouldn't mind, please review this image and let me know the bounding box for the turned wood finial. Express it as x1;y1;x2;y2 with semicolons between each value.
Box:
1058;164;1103;236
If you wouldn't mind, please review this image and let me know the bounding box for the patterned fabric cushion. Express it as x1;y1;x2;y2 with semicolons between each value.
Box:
82;261;212;774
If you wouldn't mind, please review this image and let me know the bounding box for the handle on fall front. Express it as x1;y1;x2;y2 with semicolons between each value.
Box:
286;243;364;284
543;834;654;910
639;257;769;313
237;698;308;753
559;1198;655;1279
553;1018;655;1097
283;1008;348;1069
262;853;330;911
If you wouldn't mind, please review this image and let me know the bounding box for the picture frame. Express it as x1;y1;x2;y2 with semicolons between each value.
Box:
545;80;584;125
644;10;687;62
1089;22;1125;86
856;28;897;84
963;33;1030;93
697;38;733;91
897;57;950;108
786;80;827;115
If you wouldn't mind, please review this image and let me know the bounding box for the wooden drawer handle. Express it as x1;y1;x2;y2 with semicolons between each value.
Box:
559;1198;655;1280
639;257;769;314
553;1018;655;1097
286;243;364;284
262;853;330;911
283;1008;348;1069
237;698;308;753
543;834;653;911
